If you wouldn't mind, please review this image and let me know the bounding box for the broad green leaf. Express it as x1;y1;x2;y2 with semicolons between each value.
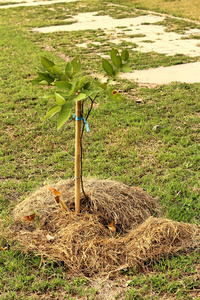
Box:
55;92;66;105
73;93;87;101
39;80;49;85
115;56;122;68
44;105;61;119
42;92;55;99
98;82;107;90
110;48;118;57
41;57;54;69
55;81;72;90
50;65;62;75
38;66;47;72
107;89;123;102
67;84;76;97
110;48;122;68
37;72;54;84
60;74;70;81
76;76;88;90
31;78;42;85
121;65;132;73
83;82;91;90
81;90;92;96
65;62;73;79
121;49;129;61
43;91;66;99
90;89;100;97
57;103;71;131
112;92;123;102
102;59;114;76
71;57;81;74
82;88;100;97
82;89;98;97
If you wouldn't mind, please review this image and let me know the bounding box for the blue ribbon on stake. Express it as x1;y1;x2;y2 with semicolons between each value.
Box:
73;113;90;132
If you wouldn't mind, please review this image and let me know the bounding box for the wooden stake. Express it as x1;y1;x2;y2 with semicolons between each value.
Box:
75;100;82;213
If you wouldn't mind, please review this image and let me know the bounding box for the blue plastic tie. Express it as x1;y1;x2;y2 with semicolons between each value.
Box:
73;113;90;132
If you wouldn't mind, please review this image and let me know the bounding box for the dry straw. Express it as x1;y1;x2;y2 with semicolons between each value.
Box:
4;179;200;276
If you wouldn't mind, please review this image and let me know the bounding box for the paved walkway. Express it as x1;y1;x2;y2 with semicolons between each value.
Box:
0;0;77;8
32;12;200;58
121;62;200;84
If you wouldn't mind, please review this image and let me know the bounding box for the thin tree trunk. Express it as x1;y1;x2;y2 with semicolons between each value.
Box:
75;100;81;213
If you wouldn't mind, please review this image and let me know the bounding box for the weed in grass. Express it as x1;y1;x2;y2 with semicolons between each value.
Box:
127;33;146;38
181;34;200;40
154;17;200;34
73;277;88;286
141;39;155;43
125;288;143;300
0;1;21;5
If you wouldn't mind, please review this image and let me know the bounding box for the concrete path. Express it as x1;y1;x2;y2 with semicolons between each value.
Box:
120;62;200;84
0;0;77;9
32;12;200;58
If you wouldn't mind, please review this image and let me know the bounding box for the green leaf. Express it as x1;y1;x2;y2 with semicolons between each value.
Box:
102;59;114;76
65;62;73;79
31;78;42;85
83;82;91;90
44;105;61;119
107;89;123;102
76;76;88;90
81;90;92;96
110;48;118;57
37;72;54;84
43;91;66;99
110;48;122;68
57;103;71;131
90;89;100;97
71;57;81;74
41;57;54;69
112;92;123;102
39;80;49;85
50;65;62;75
67;84;76;97
42;92;55;99
37;66;47;73
98;82;107;90
73;93;87;101
55;81;72;90
55;92;66;105
121;49;129;61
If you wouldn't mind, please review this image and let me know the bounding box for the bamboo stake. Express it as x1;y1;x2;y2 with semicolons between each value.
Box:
75;100;82;213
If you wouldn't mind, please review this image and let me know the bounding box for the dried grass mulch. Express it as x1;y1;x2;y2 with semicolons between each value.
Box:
2;179;200;277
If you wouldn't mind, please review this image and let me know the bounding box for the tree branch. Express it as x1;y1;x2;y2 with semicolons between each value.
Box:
80;94;99;199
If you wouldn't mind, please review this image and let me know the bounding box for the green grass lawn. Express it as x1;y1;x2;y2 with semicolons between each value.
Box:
0;0;200;299
110;0;200;22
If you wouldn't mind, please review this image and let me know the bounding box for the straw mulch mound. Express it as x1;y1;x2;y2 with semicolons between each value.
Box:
5;179;200;276
12;178;158;232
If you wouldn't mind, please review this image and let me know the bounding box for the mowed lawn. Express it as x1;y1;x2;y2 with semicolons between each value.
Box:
0;0;199;299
